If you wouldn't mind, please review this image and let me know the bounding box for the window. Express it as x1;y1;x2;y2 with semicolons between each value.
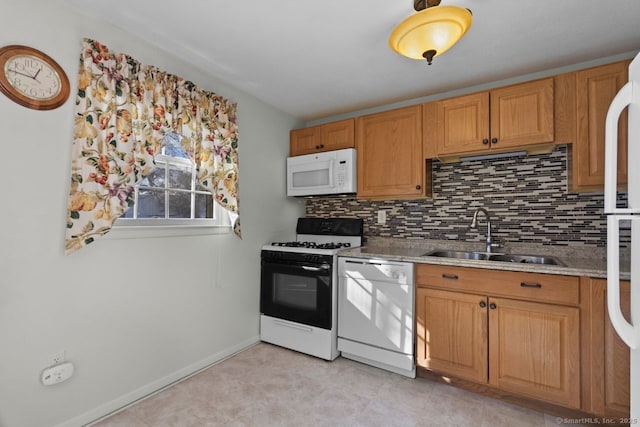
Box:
115;133;230;229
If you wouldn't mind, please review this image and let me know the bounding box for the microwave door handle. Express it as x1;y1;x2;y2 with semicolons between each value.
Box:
604;81;633;213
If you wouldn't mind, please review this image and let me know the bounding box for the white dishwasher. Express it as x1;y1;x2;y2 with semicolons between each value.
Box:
337;257;415;378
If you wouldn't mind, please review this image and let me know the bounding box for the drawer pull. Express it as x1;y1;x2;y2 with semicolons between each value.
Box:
442;274;459;280
520;282;542;289
489;303;497;310
479;301;486;308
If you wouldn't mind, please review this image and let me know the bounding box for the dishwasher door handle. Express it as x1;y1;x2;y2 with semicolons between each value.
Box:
344;260;383;266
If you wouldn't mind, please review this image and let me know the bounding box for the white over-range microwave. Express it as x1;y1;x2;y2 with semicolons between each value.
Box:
286;148;357;197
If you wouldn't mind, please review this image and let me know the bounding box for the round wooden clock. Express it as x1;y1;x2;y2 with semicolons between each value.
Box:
0;45;70;110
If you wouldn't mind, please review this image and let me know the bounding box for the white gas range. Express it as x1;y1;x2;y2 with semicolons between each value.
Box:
259;217;363;360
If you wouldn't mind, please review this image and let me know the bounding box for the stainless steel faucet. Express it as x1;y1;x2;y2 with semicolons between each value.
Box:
470;208;498;253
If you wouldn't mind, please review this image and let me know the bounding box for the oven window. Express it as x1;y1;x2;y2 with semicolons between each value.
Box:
260;255;333;330
273;273;318;310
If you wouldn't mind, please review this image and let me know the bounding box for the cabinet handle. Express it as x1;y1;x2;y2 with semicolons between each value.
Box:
416;185;421;190
491;138;498;144
442;274;458;280
489;303;497;310
520;282;542;289
315;145;321;149
479;301;486;308
482;138;489;145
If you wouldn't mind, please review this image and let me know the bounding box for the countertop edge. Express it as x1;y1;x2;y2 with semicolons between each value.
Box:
337;246;629;281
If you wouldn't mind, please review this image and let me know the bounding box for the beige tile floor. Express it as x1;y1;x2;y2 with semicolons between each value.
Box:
91;343;575;427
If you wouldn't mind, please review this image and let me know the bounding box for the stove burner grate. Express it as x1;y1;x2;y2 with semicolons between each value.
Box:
271;241;352;250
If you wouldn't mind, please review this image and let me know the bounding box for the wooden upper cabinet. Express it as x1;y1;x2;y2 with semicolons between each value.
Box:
416;287;488;383
289;118;354;156
290;126;320;156
488;296;581;409
437;92;490;155
422;101;439;159
356;105;427;199
584;278;631;417
436;78;554;157
490;78;554;149
572;61;629;191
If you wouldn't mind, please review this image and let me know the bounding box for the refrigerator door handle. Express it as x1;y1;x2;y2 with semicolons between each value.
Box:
604;81;637;214
607;215;639;349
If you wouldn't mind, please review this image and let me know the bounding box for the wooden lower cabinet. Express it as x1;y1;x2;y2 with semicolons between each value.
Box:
416;288;488;383
583;278;631;417
488;297;580;408
416;264;582;410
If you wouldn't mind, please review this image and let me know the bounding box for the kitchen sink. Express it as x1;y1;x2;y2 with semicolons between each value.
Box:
487;254;566;266
423;250;566;266
423;250;490;260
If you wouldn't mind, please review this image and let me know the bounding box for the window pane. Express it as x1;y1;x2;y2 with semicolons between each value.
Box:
195;192;214;219
168;167;192;189
168;190;192;218
138;189;165;218
114;132;226;227
163;132;190;159
144;167;166;188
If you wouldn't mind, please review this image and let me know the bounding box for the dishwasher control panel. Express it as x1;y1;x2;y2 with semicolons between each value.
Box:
338;257;413;285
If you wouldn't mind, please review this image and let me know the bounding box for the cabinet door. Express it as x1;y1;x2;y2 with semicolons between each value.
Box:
320;118;354;152
490;78;554;149
437;92;490;155
488;297;580;408
587;278;630;417
290;126;321;156
573;61;629;191
416;288;488;383
356;105;424;199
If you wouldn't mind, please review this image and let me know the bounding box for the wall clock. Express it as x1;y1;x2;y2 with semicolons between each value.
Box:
0;45;70;110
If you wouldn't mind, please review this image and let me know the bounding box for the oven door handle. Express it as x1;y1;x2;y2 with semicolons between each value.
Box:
301;265;331;272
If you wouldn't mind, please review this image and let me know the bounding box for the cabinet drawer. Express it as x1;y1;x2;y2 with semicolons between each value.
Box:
416;264;579;306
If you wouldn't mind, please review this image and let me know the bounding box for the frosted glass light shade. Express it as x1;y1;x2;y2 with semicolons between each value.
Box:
389;5;472;62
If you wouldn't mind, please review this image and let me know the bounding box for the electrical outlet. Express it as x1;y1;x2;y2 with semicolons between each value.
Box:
377;210;387;225
49;351;65;366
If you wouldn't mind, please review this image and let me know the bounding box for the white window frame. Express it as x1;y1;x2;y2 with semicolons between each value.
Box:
112;145;232;237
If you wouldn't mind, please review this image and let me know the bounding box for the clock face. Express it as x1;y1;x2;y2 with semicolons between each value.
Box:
0;45;70;110
4;54;62;100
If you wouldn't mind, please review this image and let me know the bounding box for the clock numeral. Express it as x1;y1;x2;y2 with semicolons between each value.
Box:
12;61;26;72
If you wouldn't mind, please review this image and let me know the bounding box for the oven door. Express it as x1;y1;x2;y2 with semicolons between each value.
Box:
260;251;333;330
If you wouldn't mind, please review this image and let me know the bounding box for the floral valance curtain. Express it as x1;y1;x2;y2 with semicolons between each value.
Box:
65;38;240;254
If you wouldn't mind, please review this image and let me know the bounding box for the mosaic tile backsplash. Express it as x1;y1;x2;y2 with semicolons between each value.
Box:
305;145;629;248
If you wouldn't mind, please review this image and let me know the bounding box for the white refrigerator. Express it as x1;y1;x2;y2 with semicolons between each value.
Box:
605;51;640;422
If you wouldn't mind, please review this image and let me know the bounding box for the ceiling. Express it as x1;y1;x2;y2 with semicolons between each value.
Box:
65;0;640;121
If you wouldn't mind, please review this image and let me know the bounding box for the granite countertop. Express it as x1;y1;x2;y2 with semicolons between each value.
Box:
338;237;631;280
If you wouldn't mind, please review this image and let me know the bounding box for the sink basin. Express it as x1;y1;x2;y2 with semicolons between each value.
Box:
423;250;566;267
423;250;490;260
487;254;566;267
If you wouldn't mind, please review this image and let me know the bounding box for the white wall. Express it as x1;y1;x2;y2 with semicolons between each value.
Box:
0;1;305;426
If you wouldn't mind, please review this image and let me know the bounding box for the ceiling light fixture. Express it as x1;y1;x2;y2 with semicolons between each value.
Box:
389;0;472;65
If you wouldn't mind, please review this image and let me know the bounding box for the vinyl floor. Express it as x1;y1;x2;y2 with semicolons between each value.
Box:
91;342;577;427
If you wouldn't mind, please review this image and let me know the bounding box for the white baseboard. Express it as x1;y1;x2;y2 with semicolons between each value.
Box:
56;336;260;427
